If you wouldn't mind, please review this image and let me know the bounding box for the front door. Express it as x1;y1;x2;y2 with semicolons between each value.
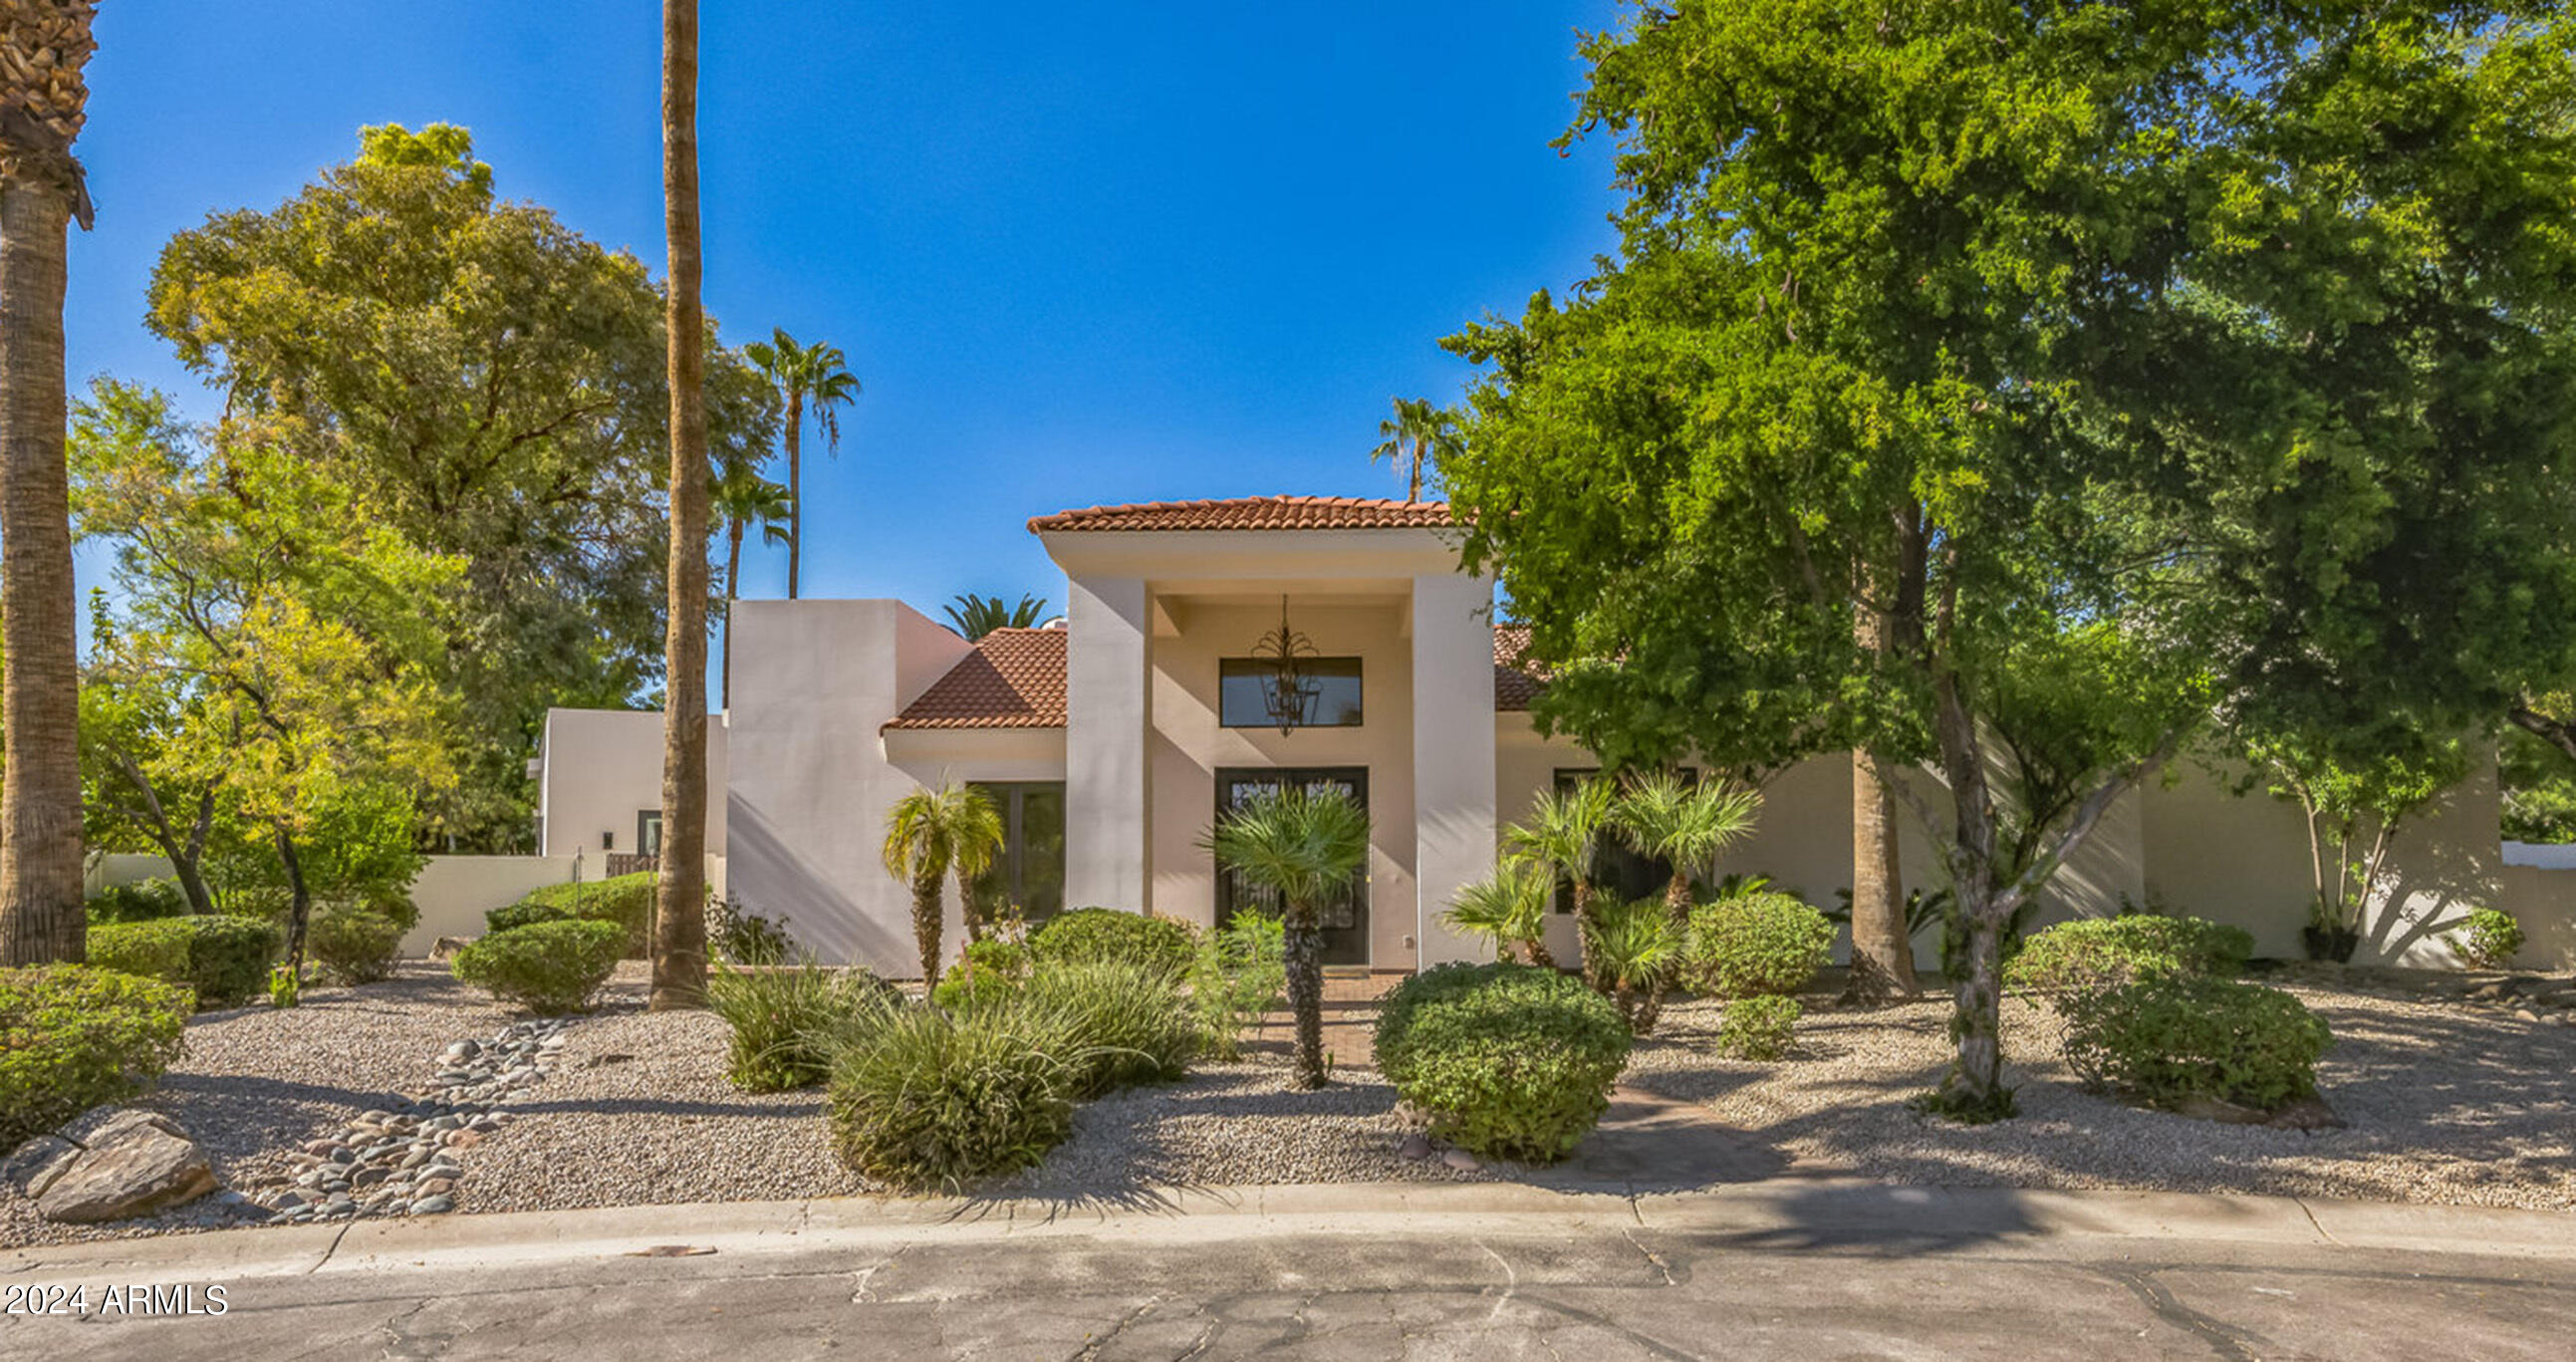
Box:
1214;766;1370;965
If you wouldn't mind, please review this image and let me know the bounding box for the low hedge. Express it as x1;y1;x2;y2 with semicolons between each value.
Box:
86;878;190;925
0;965;192;1149
89;916;281;1007
450;920;623;1014
2006;915;2253;994
826;1001;1074;1191
1374;962;1632;1163
2060;973;2332;1111
1028;908;1197;978
1686;892;1835;997
1717;994;1801;1061
308;907;405;985
488;872;658;956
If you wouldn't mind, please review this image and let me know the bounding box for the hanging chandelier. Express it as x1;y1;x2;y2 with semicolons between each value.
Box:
1249;595;1319;735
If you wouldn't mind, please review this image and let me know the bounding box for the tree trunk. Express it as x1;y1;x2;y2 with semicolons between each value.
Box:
1935;891;2008;1116
1409;436;1423;503
1845;749;1919;1002
651;0;711;1011
911;861;943;985
0;173;83;965
1572;882;1601;989
1665;870;1692;926
953;865;983;945
784;391;804;600
275;824;312;974
720;518;741;709
1283;912;1326;1088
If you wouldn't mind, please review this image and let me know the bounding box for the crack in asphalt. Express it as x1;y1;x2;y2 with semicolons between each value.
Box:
2097;1265;2270;1361
1621;1227;1679;1287
1072;1293;1162;1360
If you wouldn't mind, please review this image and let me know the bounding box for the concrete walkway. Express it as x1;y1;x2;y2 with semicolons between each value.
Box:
8;1180;2576;1359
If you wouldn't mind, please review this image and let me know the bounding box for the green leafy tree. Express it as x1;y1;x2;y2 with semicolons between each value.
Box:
1200;786;1371;1089
2237;714;2473;955
942;593;1051;641
743;329;860;599
1369;397;1455;504
711;463;792;709
881;782;1003;984
142;122;778;852
1441;0;2576;1118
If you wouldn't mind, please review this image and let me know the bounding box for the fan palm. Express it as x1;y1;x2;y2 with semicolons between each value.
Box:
1612;771;1762;923
1369;397;1456;504
710;463;792;708
0;2;98;964
943;592;1051;641
1199;786;1371;1088
1441;860;1557;968
1504;778;1614;984
742;329;859;599
882;781;1004;983
1582;896;1686;1034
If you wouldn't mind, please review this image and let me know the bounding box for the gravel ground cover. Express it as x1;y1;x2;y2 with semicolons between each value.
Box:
1625;978;2576;1211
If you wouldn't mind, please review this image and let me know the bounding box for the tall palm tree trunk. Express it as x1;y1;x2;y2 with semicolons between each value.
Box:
0;127;86;965
1283;909;1325;1088
1408;436;1423;503
720;518;741;710
911;862;943;985
651;0;711;1011
783;390;804;599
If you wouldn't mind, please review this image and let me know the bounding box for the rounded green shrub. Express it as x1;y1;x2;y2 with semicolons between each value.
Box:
2449;908;2525;969
450;920;623;1014
1374;962;1632;1164
308;907;405;985
488;872;658;956
86;878;190;925
2007;915;2254;994
1686;892;1834;997
1029;908;1197;977
0;965;192;1150
931;938;1033;1011
1023;959;1197;1097
1717;994;1801;1061
826;1002;1074;1191
2059;973;2332;1111
709;962;900;1093
89;916;281;1007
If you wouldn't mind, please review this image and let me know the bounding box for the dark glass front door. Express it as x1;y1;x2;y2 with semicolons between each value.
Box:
1214;766;1370;965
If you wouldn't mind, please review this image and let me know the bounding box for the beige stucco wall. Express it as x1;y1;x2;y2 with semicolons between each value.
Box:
538;707;728;860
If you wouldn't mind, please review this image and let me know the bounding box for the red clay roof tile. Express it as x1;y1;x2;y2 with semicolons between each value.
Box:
884;628;1067;730
1027;495;1455;534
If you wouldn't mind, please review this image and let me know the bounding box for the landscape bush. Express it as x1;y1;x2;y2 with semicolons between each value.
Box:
1024;959;1197;1097
2006;915;2254;994
1028;908;1197;978
86;878;190;925
706;895;793;965
450;920;623;1014
1374;962;1631;1163
1190;909;1286;1060
709;960;901;1093
89;916;281;1007
825;1001;1074;1191
488;872;658;956
1717;994;1801;1061
307;906;405;985
1686;892;1834;997
0;965;192;1149
930;938;1032;1011
2059;973;2332;1111
2449;908;2526;969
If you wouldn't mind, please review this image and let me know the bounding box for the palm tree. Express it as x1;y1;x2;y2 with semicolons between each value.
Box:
882;781;1003;983
711;463;792;708
650;0;712;1011
1612;771;1761;924
943;592;1050;641
1504;778;1614;985
1441;860;1556;968
1370;397;1455;504
1581;896;1685;1034
1200;786;1370;1088
742;330;859;599
0;2;99;965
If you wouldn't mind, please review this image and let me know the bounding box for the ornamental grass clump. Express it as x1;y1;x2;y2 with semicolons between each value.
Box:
825;1001;1075;1192
88;915;281;1007
1717;994;1801;1061
1686;892;1834;997
1190;908;1285;1061
450;920;623;1014
2059;973;2332;1112
1023;959;1196;1098
1029;908;1198;978
709;959;901;1093
2006;915;2253;995
0;965;193;1150
1374;962;1631;1164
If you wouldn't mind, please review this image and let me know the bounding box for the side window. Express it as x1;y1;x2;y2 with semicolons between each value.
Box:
967;782;1067;928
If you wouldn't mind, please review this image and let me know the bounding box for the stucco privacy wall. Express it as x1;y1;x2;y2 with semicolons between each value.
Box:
539;707;728;859
726;599;971;974
89;852;579;957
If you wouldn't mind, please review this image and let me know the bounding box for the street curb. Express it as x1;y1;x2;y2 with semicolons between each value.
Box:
7;1177;2572;1283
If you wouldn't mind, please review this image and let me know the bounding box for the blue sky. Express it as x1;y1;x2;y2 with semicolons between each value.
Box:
73;2;1624;620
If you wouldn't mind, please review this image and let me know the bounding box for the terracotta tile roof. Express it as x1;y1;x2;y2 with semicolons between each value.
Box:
889;622;1541;729
1028;495;1456;534
1493;624;1544;712
884;628;1067;730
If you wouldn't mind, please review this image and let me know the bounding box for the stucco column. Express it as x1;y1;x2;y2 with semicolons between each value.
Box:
1413;573;1497;965
1066;575;1151;911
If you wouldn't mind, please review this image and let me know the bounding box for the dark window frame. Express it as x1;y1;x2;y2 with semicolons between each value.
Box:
1213;765;1371;965
1218;656;1365;729
968;781;1067;927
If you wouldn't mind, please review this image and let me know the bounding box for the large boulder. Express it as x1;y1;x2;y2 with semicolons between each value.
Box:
33;1110;219;1224
2;1135;80;1200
